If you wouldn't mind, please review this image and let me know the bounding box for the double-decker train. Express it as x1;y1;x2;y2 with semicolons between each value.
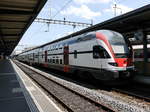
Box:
16;30;134;83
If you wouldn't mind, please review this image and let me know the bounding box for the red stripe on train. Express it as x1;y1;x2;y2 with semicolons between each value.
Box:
43;63;48;67
64;65;70;72
96;32;115;59
115;58;133;67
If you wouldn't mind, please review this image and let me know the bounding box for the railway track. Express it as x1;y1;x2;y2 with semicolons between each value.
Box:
112;86;150;102
14;61;113;112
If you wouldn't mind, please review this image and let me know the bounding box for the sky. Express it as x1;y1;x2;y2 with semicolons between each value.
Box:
14;0;150;51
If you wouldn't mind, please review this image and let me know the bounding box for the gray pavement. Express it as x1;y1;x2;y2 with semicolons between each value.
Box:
0;60;31;112
12;60;62;112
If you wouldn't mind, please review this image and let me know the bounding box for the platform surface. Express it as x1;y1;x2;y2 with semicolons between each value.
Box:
12;60;61;112
0;59;31;112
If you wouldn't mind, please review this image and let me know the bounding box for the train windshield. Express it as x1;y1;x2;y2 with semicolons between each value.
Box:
103;30;130;58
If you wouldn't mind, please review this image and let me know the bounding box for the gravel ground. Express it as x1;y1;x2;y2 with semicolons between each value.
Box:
15;61;150;112
106;91;150;110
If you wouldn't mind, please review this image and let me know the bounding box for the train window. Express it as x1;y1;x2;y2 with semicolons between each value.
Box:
53;59;55;63
74;50;77;58
103;51;110;58
93;46;110;59
50;59;52;63
93;46;101;58
60;59;62;64
36;55;38;58
56;59;59;64
76;34;95;43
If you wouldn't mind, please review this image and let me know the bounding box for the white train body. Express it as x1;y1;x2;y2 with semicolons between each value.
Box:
17;30;134;82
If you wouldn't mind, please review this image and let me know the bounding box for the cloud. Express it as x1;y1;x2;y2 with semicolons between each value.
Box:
61;5;101;19
38;7;57;18
103;4;133;15
118;4;133;13
74;0;111;4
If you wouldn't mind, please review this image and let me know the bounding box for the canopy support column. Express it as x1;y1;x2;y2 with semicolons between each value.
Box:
143;32;148;62
143;31;148;75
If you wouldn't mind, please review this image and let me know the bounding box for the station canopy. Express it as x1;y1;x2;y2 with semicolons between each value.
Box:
51;4;150;46
0;0;47;55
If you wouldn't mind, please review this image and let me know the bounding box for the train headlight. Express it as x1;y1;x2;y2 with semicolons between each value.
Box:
108;62;118;66
123;63;127;67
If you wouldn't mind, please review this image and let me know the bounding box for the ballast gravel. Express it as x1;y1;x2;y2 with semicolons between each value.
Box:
16;61;150;112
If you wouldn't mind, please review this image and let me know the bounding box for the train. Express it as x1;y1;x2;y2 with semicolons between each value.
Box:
133;44;150;74
16;30;134;84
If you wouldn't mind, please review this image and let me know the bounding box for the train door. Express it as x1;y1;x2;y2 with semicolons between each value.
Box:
63;46;69;72
45;51;48;63
63;46;69;65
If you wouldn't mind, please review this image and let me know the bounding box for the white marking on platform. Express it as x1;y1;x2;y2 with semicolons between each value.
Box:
26;86;36;92
12;87;22;93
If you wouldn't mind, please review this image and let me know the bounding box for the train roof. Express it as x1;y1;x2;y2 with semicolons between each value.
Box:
20;29;121;54
20;31;95;54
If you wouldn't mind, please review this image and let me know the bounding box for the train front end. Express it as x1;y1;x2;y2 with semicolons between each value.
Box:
96;30;134;81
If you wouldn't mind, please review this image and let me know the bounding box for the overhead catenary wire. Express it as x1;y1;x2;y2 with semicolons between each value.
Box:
52;0;73;18
30;0;73;37
116;0;127;4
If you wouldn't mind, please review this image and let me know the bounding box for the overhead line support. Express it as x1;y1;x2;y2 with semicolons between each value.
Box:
35;18;92;27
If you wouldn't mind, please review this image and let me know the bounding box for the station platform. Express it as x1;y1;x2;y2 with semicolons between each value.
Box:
0;59;31;112
133;75;150;85
0;59;61;112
